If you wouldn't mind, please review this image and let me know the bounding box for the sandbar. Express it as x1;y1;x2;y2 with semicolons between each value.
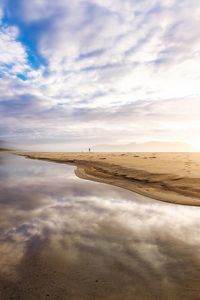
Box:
14;151;200;206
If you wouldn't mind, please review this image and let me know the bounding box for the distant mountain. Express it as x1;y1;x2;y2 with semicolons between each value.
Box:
0;140;12;151
94;141;195;152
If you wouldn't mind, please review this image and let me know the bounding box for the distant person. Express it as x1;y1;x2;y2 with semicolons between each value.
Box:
89;148;91;152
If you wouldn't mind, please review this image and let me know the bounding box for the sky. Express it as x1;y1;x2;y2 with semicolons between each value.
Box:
0;0;200;151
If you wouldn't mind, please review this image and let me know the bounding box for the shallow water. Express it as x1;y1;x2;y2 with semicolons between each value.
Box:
0;154;200;300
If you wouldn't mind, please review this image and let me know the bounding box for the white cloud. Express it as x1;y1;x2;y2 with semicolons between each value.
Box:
26;0;200;105
1;0;200;149
0;25;29;75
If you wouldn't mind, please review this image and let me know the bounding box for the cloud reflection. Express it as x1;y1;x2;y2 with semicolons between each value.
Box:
0;154;200;299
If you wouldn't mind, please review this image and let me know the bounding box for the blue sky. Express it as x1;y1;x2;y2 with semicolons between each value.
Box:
0;0;200;150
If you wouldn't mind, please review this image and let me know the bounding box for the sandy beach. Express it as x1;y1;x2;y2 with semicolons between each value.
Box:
13;151;200;206
2;154;200;300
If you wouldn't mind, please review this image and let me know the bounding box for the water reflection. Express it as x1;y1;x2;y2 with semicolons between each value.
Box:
0;154;200;299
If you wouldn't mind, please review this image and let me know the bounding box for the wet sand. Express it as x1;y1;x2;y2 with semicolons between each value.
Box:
1;154;200;300
16;151;200;206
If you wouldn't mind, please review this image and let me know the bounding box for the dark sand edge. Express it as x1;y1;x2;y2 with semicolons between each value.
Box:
13;152;200;206
74;166;200;206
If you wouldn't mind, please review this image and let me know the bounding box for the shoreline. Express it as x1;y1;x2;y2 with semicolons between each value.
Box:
14;151;200;206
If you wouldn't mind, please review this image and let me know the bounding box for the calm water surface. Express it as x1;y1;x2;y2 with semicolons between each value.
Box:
0;154;200;300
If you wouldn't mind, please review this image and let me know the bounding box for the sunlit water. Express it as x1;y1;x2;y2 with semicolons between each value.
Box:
0;154;200;300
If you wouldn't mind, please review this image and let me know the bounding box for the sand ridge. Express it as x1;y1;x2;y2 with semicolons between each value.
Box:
15;151;200;206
